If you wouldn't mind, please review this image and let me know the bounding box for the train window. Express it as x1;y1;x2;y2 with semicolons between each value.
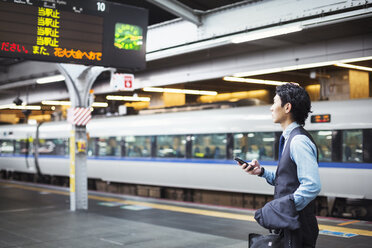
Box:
233;132;275;161
192;134;226;159
0;140;14;154
87;137;96;157
343;130;363;162
14;139;30;155
97;137;122;157
156;135;186;158
363;129;372;163
38;139;68;156
309;131;332;162
125;136;151;158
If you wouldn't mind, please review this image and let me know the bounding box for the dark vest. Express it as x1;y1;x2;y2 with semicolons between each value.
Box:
275;126;319;247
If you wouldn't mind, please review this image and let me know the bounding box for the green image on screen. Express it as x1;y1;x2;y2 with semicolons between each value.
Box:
114;23;143;50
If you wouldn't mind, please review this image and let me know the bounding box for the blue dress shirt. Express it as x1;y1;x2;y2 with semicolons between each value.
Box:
262;122;321;211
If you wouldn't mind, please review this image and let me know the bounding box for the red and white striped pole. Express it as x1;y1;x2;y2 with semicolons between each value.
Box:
67;107;92;126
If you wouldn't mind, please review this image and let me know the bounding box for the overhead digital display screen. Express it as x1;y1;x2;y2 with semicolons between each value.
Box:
114;23;143;51
0;0;148;70
311;114;331;123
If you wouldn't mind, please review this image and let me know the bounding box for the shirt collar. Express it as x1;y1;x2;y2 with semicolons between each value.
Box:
282;122;300;140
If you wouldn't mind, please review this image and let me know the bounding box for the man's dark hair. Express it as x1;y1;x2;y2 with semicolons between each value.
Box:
276;83;312;126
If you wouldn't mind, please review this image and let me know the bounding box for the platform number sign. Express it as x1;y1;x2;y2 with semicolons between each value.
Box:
97;2;106;12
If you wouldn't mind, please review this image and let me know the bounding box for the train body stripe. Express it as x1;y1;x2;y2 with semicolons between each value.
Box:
1;154;372;169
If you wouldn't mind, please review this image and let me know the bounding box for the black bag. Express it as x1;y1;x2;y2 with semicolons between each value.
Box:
249;233;284;248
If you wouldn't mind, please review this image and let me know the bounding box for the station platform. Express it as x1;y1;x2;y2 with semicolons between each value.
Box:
0;180;371;248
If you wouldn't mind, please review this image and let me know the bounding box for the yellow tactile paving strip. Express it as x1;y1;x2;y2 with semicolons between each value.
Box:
1;181;372;237
338;220;361;226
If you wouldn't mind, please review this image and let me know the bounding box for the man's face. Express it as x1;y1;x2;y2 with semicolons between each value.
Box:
270;94;286;124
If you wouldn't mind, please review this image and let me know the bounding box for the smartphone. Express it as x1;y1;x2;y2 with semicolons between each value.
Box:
234;157;254;171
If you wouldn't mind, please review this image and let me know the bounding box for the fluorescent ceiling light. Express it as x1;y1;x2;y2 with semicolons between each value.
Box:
147;36;231;61
0;104;41;110
11;105;41;110
334;63;372;72
233;61;336;78
41;100;108;107
143;87;217;96
0;104;14;110
42;100;70;105
340;56;372;63
223;76;296;86
231;25;303;44
36;75;65;84
233;56;372;78
106;95;151;102
91;102;108;107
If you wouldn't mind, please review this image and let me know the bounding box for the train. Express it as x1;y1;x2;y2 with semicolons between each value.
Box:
1;97;372;219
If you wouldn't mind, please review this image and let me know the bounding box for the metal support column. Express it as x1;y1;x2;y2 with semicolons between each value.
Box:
57;63;115;211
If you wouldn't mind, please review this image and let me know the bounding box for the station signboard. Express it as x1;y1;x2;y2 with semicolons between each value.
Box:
0;0;148;70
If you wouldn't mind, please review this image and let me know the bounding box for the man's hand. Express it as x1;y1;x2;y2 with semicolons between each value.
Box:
237;159;262;175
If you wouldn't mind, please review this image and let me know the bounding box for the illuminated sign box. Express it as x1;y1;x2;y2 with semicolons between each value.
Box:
0;0;148;70
311;114;331;123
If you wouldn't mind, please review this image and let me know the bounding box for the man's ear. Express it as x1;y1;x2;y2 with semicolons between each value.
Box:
285;102;292;113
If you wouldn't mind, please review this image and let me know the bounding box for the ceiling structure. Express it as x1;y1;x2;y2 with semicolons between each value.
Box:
152;14;372;93
112;0;246;25
0;0;371;123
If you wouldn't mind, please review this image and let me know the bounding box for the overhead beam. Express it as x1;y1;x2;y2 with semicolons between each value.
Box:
146;0;201;26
